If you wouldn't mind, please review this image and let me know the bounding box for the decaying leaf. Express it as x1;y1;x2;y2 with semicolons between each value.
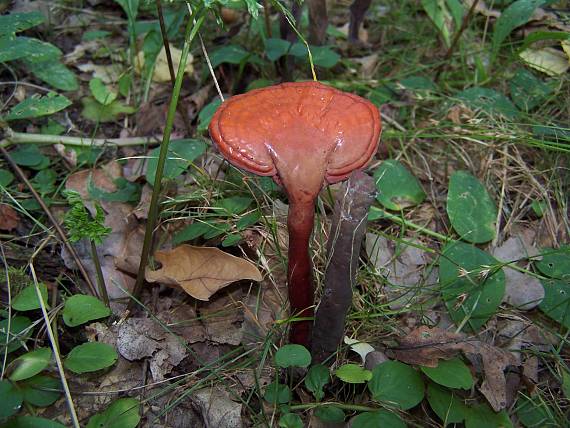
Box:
391;326;518;411
135;46;194;83
145;245;263;301
0;204;20;231
519;47;570;76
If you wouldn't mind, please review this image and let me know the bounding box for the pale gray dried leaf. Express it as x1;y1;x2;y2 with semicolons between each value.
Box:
503;268;544;310
192;388;243;428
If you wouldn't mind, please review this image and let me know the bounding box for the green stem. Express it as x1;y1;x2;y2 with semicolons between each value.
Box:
1;128;161;148
369;206;451;242
90;240;109;307
289;402;379;412
129;10;206;310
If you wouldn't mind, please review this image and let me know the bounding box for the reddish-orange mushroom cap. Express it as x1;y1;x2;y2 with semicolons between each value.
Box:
209;81;381;202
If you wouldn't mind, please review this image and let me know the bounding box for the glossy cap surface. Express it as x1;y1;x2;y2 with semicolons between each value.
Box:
209;81;381;202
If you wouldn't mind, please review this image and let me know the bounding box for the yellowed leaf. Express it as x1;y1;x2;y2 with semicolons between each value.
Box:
562;40;570;62
146;245;263;301
135;46;194;83
519;47;569;76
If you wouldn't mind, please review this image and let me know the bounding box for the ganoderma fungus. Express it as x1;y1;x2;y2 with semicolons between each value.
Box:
209;81;381;347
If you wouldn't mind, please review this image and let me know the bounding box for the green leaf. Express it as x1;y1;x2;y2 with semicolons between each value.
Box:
115;0;140;21
0;379;23;418
62;294;111;327
81;97;135;123
31;169;57;195
9;347;52;382
89;78;118;106
64;342;118;374
24;59;79;91
0;316;32;353
516;394;557;427
215;196;253;216
455;87;519;119
237;211;261;230
275;344;311;368
12;283;49;312
509;68;553;111
427;382;468;425
335;364;372;384
20;375;61;407
173;222;212;245
0;12;44;36
305;364;330;401
0;169;15;186
314;406;344;423
446;0;465;26
421;0;452;46
221;234;242;247
539;279;570;328
265;38;291;61
210;45;251;68
146;139;207;185
465;403;513;428
350;410;406;428
263;381;291;404
3;93;72;121
439;241;505;331
0;37;61;63
9;145;48;167
535;246;570;279
88;177;141;203
289;43;340;68
520;30;570;51
492;0;545;61
368;360;424;409
374;159;426;210
447;171;497;243
197;99;222;132
82;30;112;41
278;413;303;428
2;416;67;428
86;398;141;428
400;75;437;92
421;358;473;389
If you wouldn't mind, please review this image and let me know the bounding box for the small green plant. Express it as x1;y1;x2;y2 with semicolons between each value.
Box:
63;189;111;305
0;266;118;427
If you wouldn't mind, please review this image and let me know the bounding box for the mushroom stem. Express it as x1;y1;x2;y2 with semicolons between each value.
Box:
287;199;316;347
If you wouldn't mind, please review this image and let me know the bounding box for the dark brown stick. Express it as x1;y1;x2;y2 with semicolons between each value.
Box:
434;0;480;81
0;146;98;297
311;170;376;364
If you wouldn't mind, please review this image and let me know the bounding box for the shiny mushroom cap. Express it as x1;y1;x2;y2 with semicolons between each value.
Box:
209;81;381;202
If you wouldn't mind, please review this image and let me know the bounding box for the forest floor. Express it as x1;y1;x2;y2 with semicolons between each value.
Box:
0;0;569;427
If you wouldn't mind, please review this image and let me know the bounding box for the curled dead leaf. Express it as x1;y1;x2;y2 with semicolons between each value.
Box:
391;326;518;411
145;245;263;301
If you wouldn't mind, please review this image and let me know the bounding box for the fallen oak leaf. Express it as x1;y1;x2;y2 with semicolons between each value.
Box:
145;245;263;301
390;326;518;411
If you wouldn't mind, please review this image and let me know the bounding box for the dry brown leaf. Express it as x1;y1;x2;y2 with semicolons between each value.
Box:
146;245;263;301
0;204;20;231
391;326;518;411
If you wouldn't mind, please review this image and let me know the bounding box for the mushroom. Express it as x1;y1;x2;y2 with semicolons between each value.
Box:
209;82;381;347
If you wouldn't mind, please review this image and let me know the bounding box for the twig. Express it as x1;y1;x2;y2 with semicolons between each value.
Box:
90;241;110;306
434;0;480;81
155;0;194;135
129;9;206;311
0;146;98;297
0;128;161;148
0;243;12;380
29;262;80;428
311;171;376;364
